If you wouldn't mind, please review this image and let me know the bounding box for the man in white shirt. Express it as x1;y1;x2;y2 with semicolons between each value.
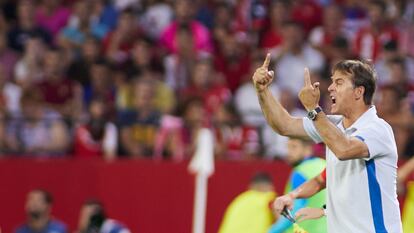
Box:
253;54;402;233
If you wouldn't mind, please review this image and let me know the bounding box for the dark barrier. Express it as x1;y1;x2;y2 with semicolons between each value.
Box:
0;158;291;233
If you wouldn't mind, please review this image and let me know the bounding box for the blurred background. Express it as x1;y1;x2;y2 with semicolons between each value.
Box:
0;0;413;232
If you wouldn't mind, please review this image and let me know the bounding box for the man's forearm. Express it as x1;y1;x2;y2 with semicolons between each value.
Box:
313;112;368;160
290;175;325;199
257;88;292;135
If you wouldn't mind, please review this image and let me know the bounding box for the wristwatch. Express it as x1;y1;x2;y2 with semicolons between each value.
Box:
307;106;323;121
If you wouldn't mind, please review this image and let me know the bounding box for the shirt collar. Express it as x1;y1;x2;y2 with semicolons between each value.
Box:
341;105;377;132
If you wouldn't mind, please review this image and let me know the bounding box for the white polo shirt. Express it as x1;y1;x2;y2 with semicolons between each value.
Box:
303;106;402;233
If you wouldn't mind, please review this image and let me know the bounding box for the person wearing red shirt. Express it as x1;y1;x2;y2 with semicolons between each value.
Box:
353;0;399;62
309;4;347;59
180;58;231;115
213;102;260;160
260;1;290;50
103;9;140;65
74;98;117;159
36;48;82;119
214;34;251;93
290;0;323;34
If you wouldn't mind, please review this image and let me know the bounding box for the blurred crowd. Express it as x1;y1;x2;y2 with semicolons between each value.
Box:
0;0;413;160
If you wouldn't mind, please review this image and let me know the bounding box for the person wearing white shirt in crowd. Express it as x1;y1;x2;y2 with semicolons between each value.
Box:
253;54;402;233
273;21;324;95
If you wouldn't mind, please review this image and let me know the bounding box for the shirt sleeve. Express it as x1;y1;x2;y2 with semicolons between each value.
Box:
354;122;396;160
302;115;343;144
302;117;323;143
291;171;307;189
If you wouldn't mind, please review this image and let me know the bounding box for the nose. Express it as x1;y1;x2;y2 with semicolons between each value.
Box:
328;83;334;92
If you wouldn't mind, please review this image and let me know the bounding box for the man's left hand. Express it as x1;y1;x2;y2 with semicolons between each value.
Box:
298;68;320;111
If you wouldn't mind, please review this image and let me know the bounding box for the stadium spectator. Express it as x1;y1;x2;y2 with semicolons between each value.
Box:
37;48;82;119
89;0;119;31
83;59;115;113
154;114;185;161
273;21;325;94
268;138;326;233
58;1;109;51
8;0;52;52
125;38;163;78
211;2;236;46
180;58;231;116
76;199;130;233
159;0;213;55
118;79;161;158
353;0;399;61
213;102;260;160
14;35;45;90
399;0;414;57
214;34;251;93
193;0;215;30
289;0;323;34
0;9;8;34
378;56;414;92
231;0;268;35
377;85;413;157
5;90;69;156
218;172;276;233
103;9;139;64
74;97;117;160
179;97;207;158
67;36;102;87
15;189;67;233
374;41;414;86
35;0;71;37
163;24;200;91
309;4;347;59
0;64;21;116
324;36;355;70
139;0;173;40
114;69;135;112
260;0;290;50
0;32;18;81
340;0;369;40
142;71;176;115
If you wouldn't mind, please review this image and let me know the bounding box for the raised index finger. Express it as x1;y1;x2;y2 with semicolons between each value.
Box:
262;53;271;69
304;68;311;86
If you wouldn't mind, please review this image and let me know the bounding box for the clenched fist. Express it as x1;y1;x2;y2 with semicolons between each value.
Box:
272;193;295;216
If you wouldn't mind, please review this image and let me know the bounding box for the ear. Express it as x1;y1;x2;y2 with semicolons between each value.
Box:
355;86;365;101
